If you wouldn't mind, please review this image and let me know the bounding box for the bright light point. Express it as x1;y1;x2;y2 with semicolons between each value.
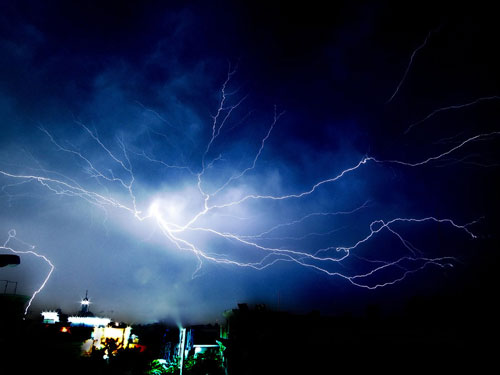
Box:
81;299;90;305
41;311;60;323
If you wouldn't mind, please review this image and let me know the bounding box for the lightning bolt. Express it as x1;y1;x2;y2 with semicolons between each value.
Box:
1;230;55;315
387;28;439;104
405;96;500;134
0;65;497;297
371;131;500;167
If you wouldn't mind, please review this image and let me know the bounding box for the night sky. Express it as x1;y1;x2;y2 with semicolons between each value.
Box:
1;1;499;324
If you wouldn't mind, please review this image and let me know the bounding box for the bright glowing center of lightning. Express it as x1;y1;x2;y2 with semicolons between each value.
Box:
148;190;204;231
149;199;185;223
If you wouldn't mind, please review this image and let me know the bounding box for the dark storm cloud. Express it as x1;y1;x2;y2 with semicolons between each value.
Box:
1;1;499;323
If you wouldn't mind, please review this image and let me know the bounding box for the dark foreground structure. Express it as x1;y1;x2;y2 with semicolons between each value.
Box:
2;249;500;374
220;301;496;374
0;293;497;375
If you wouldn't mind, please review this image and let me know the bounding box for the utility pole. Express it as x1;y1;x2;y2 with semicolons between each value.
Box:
179;328;187;375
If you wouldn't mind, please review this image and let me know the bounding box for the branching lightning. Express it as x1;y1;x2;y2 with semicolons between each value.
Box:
387;28;439;104
405;96;500;134
1;230;55;315
0;62;498;304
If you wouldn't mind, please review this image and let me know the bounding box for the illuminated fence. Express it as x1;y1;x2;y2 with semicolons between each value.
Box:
68;316;111;327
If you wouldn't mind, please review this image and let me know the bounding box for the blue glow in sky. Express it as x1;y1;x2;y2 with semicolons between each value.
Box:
1;1;499;324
